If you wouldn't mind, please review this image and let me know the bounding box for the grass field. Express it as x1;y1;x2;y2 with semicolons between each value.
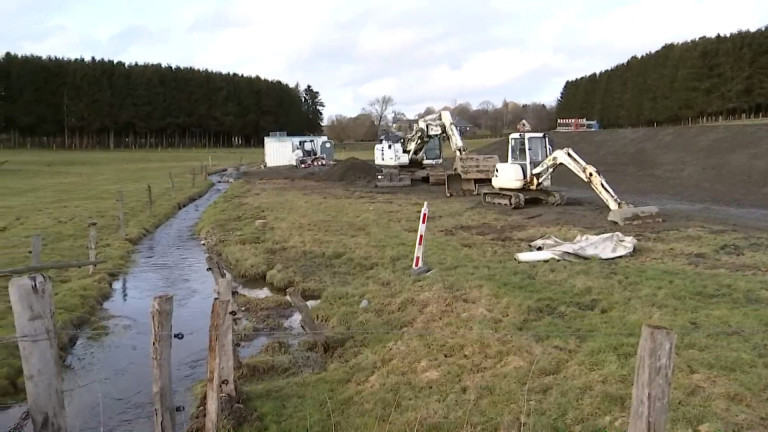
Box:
197;177;768;432
0;148;261;403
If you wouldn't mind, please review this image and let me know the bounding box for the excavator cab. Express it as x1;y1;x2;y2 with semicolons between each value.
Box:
423;136;443;162
509;133;552;188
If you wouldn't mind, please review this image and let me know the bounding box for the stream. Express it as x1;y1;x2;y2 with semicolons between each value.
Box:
0;174;309;431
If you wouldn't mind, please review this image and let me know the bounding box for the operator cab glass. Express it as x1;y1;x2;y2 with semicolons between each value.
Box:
509;135;549;175
526;136;548;164
423;136;442;160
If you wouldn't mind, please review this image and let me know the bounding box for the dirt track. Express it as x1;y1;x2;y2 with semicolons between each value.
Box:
474;124;768;210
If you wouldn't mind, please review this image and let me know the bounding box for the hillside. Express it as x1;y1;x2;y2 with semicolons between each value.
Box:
474;124;768;209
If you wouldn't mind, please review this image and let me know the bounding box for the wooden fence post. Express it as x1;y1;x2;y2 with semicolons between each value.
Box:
216;276;236;401
117;190;126;238
205;255;237;401
192;167;196;187
8;274;67;432
286;287;326;351
147;184;153;216
205;298;229;432
168;172;175;196
628;324;677;432
88;220;97;274
30;234;41;265
151;294;175;432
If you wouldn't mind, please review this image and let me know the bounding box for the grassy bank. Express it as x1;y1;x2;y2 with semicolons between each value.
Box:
197;176;768;432
0;148;260;403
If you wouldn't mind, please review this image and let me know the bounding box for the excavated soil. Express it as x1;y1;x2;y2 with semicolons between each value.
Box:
320;157;379;183
473;124;768;209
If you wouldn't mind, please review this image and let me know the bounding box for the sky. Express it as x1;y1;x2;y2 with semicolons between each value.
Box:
3;0;767;119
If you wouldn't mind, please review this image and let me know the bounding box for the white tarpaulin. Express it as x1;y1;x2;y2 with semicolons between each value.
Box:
515;232;637;263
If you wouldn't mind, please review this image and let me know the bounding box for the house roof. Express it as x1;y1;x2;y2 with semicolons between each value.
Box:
453;116;472;127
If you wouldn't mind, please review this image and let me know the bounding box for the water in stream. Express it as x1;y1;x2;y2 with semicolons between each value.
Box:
0;177;270;431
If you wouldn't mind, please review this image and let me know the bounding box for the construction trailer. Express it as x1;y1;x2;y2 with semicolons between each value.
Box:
264;132;335;167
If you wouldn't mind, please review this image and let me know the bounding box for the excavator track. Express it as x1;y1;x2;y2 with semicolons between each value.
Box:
481;191;525;208
481;189;565;208
426;166;446;185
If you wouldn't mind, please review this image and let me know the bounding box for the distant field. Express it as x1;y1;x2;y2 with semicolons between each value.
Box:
0;148;259;403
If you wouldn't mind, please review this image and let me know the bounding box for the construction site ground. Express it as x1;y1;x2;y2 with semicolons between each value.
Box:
199;124;768;431
246;123;768;231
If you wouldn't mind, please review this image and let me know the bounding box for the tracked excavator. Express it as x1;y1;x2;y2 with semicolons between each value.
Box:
375;111;499;188
478;131;661;225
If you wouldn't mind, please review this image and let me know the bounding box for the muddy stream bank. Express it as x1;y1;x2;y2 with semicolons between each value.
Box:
0;174;314;432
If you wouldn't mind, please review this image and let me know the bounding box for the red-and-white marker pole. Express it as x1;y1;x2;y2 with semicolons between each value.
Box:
412;201;429;269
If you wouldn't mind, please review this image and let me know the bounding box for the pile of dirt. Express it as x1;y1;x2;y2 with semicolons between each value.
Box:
320;157;379;184
472;124;768;209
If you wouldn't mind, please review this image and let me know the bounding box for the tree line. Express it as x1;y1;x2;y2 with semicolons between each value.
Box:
556;27;768;128
0;52;325;149
325;96;556;142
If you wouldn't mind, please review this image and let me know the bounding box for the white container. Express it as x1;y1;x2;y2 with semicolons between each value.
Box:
264;135;331;167
264;137;298;167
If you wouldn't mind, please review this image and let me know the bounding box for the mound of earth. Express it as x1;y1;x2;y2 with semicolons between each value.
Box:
320;157;378;184
472;124;768;209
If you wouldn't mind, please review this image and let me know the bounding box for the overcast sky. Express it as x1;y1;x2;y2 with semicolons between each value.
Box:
3;0;767;119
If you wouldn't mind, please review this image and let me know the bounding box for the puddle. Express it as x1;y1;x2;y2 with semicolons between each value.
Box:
233;279;321;333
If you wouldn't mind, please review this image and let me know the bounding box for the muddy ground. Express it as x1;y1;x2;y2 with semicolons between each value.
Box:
474;123;768;210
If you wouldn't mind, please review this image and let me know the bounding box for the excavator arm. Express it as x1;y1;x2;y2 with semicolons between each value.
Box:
529;148;627;210
528;147;661;224
402;110;468;160
438;111;467;156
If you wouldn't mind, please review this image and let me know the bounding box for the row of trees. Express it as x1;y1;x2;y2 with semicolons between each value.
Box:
0;52;325;149
556;27;768;128
324;96;556;142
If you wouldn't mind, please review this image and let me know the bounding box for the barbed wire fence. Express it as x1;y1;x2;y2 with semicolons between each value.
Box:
0;158;250;431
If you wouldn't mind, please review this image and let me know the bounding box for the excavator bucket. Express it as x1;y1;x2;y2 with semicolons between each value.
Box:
445;154;499;196
607;205;662;226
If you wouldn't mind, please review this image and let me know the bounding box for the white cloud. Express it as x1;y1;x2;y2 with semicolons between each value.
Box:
3;0;767;119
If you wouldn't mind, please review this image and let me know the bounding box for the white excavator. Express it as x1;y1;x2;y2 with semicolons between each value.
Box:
478;131;661;225
374;110;499;189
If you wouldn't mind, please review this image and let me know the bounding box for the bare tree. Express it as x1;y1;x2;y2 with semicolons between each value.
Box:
476;100;497;131
419;106;436;117
477;100;496;112
364;95;395;132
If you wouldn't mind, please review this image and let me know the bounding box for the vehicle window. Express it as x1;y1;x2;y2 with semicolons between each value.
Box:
424;136;442;159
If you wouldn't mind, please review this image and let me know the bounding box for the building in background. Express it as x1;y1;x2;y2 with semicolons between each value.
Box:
556;118;601;131
453;116;473;136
